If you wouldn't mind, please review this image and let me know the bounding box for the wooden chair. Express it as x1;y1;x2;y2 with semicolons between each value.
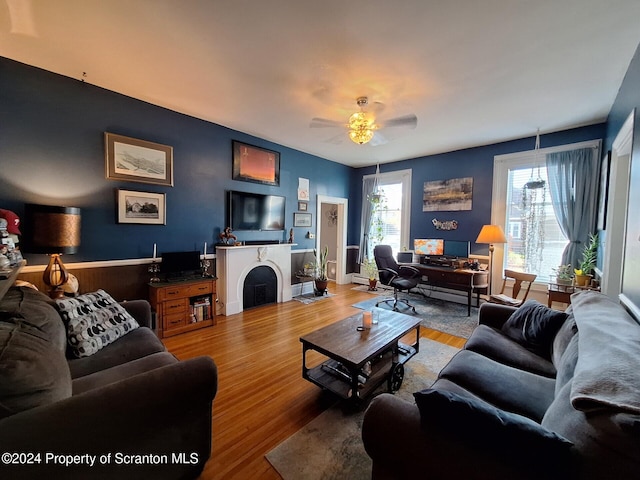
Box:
489;269;537;307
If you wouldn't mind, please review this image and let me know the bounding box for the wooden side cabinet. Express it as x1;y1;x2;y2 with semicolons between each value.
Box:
149;278;216;338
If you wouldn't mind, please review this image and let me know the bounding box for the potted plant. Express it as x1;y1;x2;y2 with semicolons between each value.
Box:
362;257;379;291
313;245;329;296
574;233;599;286
553;264;574;286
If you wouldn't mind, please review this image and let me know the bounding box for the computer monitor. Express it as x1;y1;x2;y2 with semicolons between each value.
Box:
413;239;444;256
444;240;470;258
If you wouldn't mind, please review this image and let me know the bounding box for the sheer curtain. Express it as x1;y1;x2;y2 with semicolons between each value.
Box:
546;147;599;268
358;176;377;264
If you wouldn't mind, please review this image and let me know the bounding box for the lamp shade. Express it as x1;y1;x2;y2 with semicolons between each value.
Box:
476;224;507;245
24;204;81;254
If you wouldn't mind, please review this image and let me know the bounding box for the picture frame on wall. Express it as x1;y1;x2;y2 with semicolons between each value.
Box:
298;202;308;211
116;189;166;225
293;212;312;227
232;141;280;186
105;133;174;186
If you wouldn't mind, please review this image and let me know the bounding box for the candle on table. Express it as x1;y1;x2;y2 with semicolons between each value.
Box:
363;311;373;329
204;242;207;256
153;243;157;259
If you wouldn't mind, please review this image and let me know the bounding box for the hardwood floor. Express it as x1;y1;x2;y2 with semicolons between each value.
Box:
162;283;467;480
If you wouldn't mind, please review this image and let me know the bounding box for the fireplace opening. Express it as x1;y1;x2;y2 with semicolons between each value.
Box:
243;265;277;309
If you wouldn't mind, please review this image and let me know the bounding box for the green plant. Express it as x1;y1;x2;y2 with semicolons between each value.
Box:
313;245;329;282
362;257;379;280
577;233;599;276
553;264;573;281
368;192;386;253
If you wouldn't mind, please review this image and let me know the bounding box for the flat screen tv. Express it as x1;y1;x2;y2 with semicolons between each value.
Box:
414;239;444;256
444;240;470;258
161;251;201;277
228;191;286;231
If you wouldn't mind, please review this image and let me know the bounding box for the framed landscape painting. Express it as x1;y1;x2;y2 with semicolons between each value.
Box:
105;133;174;186
232;141;280;186
116;189;166;225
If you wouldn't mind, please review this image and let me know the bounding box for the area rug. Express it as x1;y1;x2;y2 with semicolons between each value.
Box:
265;338;459;480
350;284;392;295
352;291;478;338
294;292;336;305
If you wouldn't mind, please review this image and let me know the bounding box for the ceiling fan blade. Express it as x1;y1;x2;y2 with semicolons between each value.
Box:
366;101;385;115
310;117;344;128
369;131;388;147
324;132;346;145
382;114;418;129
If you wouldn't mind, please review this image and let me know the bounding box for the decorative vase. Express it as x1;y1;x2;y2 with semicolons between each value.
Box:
368;278;378;291
575;274;592;287
555;277;573;286
314;279;328;296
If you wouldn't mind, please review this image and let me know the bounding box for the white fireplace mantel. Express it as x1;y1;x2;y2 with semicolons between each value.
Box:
216;244;294;315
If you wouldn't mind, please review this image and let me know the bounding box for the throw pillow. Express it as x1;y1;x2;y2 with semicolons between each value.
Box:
501;300;567;359
414;389;573;469
56;290;139;358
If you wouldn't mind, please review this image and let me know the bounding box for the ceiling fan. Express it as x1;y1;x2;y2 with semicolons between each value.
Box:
310;96;417;146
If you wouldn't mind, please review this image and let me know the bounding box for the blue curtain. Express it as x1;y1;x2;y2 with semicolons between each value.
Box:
358;176;377;264
546;147;600;268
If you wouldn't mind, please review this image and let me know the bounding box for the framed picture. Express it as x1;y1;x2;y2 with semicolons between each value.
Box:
298;201;308;211
105;133;173;186
116;189;166;225
423;177;473;212
232;141;280;186
293;212;312;227
597;150;611;230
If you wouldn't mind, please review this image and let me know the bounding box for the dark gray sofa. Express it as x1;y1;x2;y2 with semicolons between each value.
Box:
0;286;218;479
362;290;640;479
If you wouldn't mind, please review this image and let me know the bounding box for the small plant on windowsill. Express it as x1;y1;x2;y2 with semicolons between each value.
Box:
574;233;599;287
553;264;574;286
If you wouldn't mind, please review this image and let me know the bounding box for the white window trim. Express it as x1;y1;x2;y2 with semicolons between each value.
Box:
491;139;600;288
363;168;412;251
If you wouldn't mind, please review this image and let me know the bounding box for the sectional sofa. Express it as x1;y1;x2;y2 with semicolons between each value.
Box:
363;291;640;479
0;286;218;479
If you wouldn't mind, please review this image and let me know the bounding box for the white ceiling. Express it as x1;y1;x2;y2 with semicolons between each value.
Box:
2;0;640;167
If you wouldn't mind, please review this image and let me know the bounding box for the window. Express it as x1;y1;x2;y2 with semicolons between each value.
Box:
505;165;567;282
493;140;600;283
363;169;411;259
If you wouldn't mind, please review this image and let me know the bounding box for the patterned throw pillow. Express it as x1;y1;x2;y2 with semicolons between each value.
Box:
56;290;139;358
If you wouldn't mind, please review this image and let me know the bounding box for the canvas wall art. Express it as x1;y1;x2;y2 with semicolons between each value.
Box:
422;177;473;212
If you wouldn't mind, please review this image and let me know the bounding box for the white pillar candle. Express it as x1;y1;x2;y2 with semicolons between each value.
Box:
204;242;207;256
153;243;157;259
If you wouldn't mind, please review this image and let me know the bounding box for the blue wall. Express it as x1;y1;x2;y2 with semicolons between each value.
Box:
0;55;613;266
0;57;352;265
350;124;606;256
606;42;640;152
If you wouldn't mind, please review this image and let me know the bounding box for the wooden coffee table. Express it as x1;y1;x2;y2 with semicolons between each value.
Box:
300;309;421;404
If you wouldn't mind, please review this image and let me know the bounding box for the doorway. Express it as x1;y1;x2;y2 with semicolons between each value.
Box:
316;195;348;284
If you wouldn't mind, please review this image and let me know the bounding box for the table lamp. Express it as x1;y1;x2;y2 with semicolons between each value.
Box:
25;204;81;299
475;224;507;295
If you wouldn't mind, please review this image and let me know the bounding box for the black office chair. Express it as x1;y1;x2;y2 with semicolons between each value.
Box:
374;245;421;312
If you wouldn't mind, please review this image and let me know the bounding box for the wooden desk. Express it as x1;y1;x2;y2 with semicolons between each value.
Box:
411;264;489;316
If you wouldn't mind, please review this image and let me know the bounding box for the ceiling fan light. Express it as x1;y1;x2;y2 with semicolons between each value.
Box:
349;128;374;145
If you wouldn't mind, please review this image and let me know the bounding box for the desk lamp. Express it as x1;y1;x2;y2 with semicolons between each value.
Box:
25;204;81;299
475;224;507;295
